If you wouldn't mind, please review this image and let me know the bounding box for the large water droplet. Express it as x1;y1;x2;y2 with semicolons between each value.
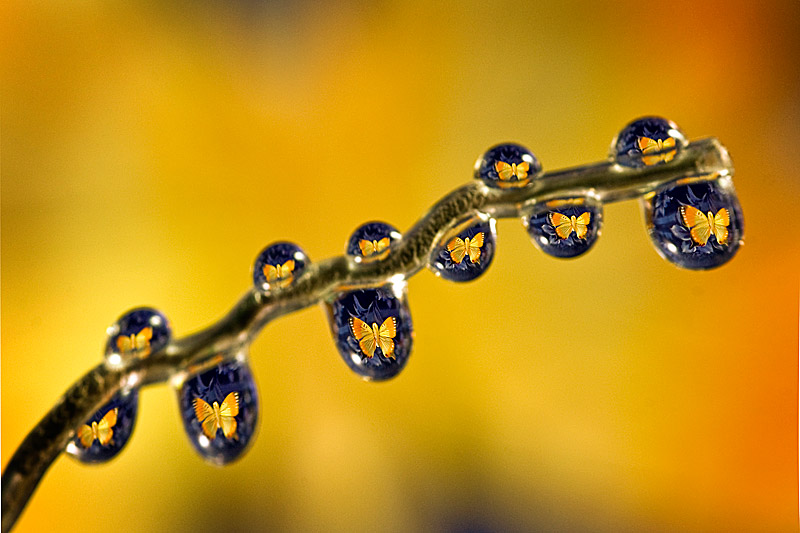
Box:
177;358;259;465
324;283;413;381
429;214;497;282
66;389;139;464
642;175;743;270
524;197;603;258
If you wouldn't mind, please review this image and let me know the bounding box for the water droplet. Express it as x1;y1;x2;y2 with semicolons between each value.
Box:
177;358;259;465
642;175;743;270
253;241;309;293
104;307;171;368
345;221;401;263
324;284;413;381
524;197;603;258
66;389;139;464
611;116;687;168
429;214;497;282
474;143;541;189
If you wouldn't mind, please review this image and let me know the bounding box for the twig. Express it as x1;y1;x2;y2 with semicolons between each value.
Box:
0;138;733;532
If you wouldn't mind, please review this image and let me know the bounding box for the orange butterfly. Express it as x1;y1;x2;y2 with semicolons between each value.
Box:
637;136;677;165
359;238;391;257
350;316;397;359
447;232;484;264
116;327;153;358
494;160;530;187
193;392;239;441
549;212;591;239
263;259;295;285
680;205;730;246
77;407;118;448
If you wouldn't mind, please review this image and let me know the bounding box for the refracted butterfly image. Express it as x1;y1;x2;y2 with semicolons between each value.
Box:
637;136;677;165
494;160;530;187
680;205;730;246
263;259;295;285
359;237;391;257
350;316;397;359
77;407;118;448
548;211;591;239
116;326;153;358
447;232;484;264
193;392;240;441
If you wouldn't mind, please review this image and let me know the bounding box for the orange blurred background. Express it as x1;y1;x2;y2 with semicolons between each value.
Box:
2;1;798;531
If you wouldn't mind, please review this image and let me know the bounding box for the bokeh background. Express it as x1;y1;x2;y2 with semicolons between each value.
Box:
2;1;799;531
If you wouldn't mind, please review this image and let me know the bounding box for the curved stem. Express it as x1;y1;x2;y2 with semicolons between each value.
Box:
0;138;733;532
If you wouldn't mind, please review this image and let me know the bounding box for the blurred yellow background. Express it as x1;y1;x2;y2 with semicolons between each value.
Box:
2;1;798;531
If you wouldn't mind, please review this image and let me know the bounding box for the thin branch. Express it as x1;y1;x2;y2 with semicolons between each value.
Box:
0;138;733;532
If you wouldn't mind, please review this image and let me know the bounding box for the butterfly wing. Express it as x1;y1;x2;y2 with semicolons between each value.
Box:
375;238;390;254
466;232;484;264
377;317;397;359
359;239;375;256
77;424;95;448
661;137;677;162
218;392;239;440
574;212;591;239
549;212;574;239
134;327;153;356
116;334;132;354
515;161;530;180
193;397;219;439
447;237;467;264
263;264;278;282
638;136;662;165
681;205;711;246
95;408;118;446
280;259;295;279
350;317;376;358
495;161;514;181
713;208;730;245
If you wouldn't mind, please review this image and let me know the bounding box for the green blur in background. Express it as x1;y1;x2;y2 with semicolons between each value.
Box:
2;1;799;531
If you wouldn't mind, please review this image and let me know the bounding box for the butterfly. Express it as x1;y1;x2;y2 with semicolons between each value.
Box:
494;160;530;187
637;136;677;165
77;407;118;448
447;232;484;264
549;212;591;239
263;259;295;285
358;237;391;257
680;205;730;246
349;316;397;359
193;392;239;441
116;326;153;358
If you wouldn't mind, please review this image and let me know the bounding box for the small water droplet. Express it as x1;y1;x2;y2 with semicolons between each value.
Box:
429;214;497;282
611;116;687;168
345;221;401;263
474;143;541;189
524;197;603;258
252;241;309;293
104;307;171;368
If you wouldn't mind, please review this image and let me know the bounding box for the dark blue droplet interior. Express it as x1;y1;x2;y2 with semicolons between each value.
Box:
252;241;309;292
526;199;603;258
178;360;259;465
645;178;743;270
328;285;413;381
431;218;496;282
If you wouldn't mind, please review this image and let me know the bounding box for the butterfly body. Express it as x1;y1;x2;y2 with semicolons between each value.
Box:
116;327;153;358
263;259;295;285
77;407;118;448
193;392;239;441
637;136;677;165
447;232;484;264
494;160;530;187
549;212;591;239
680;205;730;246
358;238;390;258
350;316;397;359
